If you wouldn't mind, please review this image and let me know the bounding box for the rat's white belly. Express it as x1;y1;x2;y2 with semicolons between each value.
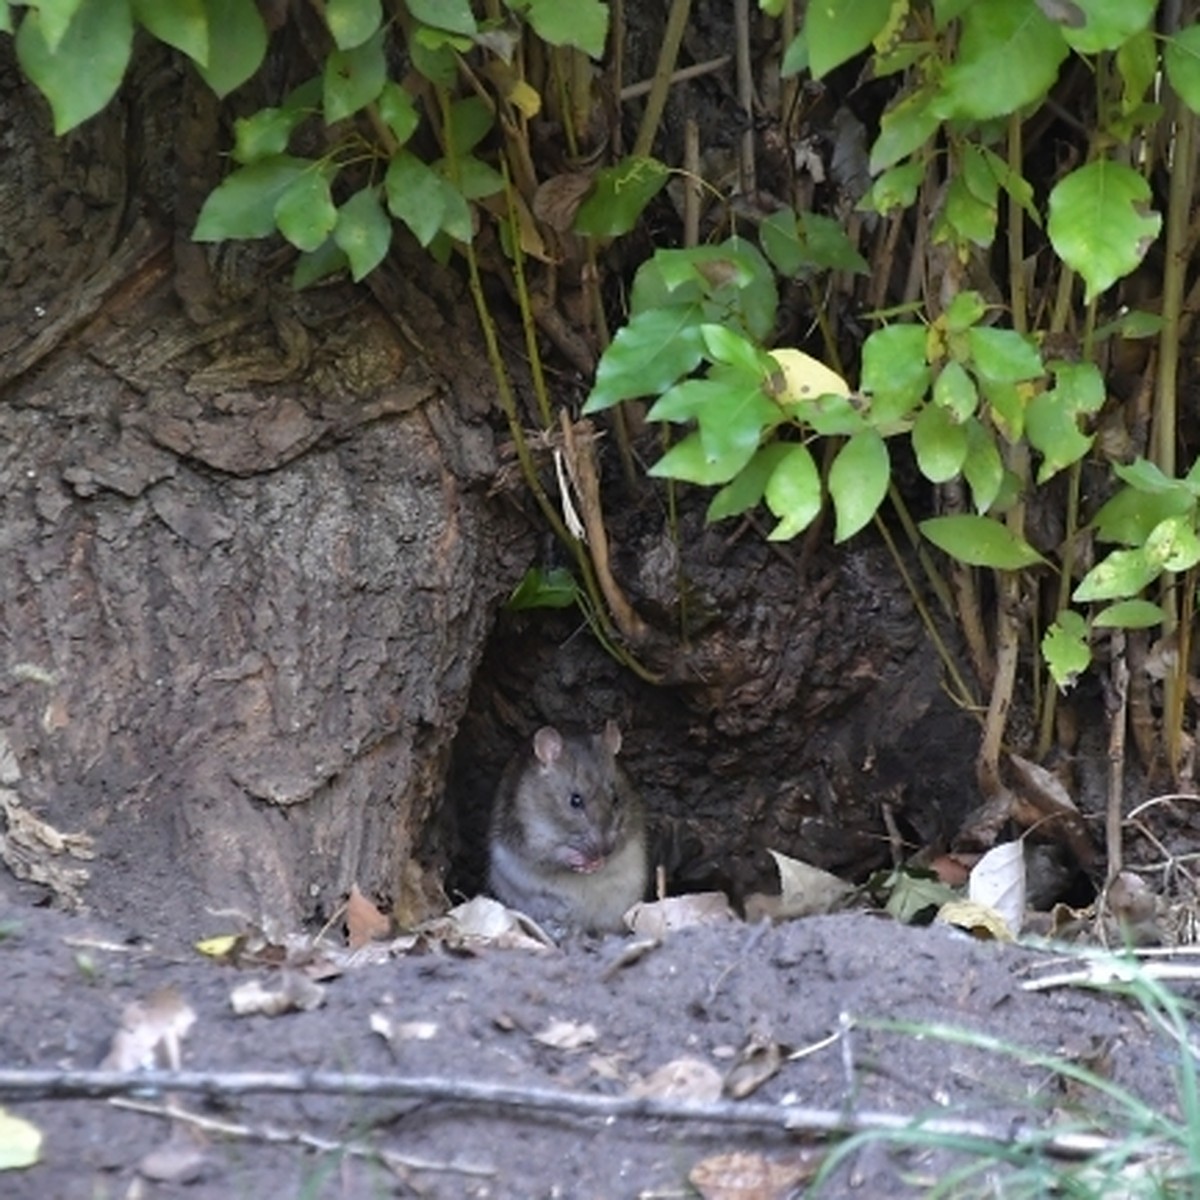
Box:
489;835;647;933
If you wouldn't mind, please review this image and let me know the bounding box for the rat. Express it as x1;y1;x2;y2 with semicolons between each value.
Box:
487;720;648;936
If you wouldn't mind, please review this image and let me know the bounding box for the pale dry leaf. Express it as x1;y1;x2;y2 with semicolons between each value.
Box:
370;1012;438;1045
532;1019;598;1051
723;1035;785;1100
968;840;1026;935
533;173;594;233
0;1106;43;1170
138;1123;208;1183
629;1057;723;1103
101;986;196;1071
627;893;738;938
346;883;390;949
769;849;854;918
229;972;325;1017
689;1149;817;1200
434;895;556;950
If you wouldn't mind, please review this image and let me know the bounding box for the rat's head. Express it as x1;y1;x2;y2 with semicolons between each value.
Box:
517;721;634;871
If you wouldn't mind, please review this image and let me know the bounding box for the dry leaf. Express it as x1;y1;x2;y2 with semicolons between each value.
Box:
370;1012;437;1045
689;1150;818;1199
968;840;1026;935
229;972;325;1017
769;850;854;918
627;893;738;937
101;986;196;1071
936;899;1015;942
346;883;390;949
138;1123;208;1183
722;1030;786;1100
533;1019;597;1051
629;1057;723;1102
0;1107;43;1170
429;895;556;951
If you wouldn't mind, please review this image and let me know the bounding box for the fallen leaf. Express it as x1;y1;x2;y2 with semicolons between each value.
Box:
101;986;196;1071
426;896;555;951
138;1122;208;1183
968;840;1026;935
533;1019;598;1051
629;1057;723;1102
0;1107;43;1170
346;883;390;949
194;934;241;959
370;1012;438;1045
769;850;854;918
627;893;738;938
689;1149;819;1199
723;1029;787;1100
229;972;325;1017
936;898;1015;942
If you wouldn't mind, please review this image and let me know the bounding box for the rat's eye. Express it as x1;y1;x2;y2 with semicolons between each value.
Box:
568;791;585;810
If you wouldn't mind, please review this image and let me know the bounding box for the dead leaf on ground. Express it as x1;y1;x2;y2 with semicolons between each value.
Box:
768;849;854;919
421;895;556;951
346;883;391;949
229;972;325;1017
532;1019;598;1051
138;1121;208;1183
627;893;738;937
968;840;1026;935
101;986;196;1071
629;1057;723;1103
689;1149;820;1199
936;898;1015;942
0;1106;43;1170
722;1027;788;1099
370;1012;438;1046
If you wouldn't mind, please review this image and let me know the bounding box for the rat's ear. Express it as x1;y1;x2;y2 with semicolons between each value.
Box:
601;719;622;756
533;726;563;766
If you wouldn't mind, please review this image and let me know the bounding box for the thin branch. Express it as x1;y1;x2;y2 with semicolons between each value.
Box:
0;1068;1156;1162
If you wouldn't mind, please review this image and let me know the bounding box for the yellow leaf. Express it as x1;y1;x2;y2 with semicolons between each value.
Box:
936;898;1015;942
507;78;541;119
768;348;850;404
194;934;240;958
0;1107;43;1170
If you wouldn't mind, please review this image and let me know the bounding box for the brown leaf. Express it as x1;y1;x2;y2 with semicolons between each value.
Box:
629;1057;723;1103
689;1150;818;1199
346;883;390;949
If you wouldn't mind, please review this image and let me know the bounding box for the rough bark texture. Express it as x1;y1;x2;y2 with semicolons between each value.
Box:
0;46;530;931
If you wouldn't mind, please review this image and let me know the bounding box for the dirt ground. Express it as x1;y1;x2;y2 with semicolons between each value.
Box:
0;866;1191;1200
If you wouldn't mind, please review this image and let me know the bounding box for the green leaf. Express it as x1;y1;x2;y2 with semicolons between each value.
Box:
1043;610;1090;691
943;291;987;334
967;327;1043;384
15;0;132;134
292;238;349;289
937;174;997;248
936;0;1068;120
325;0;381;49
585;307;706;411
521;0;607;57
805;0;892;78
1166;25;1200;116
379;81;420;145
1094;308;1163;342
1093;486;1194;545
1145;514;1200;572
920;514;1046;569
859;160;924;214
274;169;337;252
27;0;85;53
410;31;457;85
760;208;806;276
194;156;311;240
1094;599;1166;629
133;0;207;64
232;107;306;164
506;566;580;611
1117;28;1158;111
195;0;265;97
765;444;823;540
693;370;781;465
933;360;978;422
648;430;755;486
409;0;476;34
385;150;468;247
440;154;504;200
963;418;1004;512
1026;391;1093;484
1061;0;1155;54
333;186;392;280
829;430;889;543
861;324;931;411
1114;457;1184;494
1048;160;1161;302
648;379;732;424
981;146;1041;227
869;86;940;174
981;378;1028;442
324;27;386;121
445;96;494;155
700;325;772;376
707;443;792;522
1074;547;1160;602
1050;360;1105;413
781;30;809;77
802;212;869;273
574;156;669;237
912;403;968;484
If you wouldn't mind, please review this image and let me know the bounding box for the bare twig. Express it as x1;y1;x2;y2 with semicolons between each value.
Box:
0;1067;1153;1161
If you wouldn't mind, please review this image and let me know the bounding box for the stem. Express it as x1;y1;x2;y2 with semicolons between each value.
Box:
631;0;692;159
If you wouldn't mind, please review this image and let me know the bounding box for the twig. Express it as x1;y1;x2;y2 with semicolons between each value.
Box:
620;56;731;101
0;1067;1149;1160
109;1096;495;1177
1106;630;1129;881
